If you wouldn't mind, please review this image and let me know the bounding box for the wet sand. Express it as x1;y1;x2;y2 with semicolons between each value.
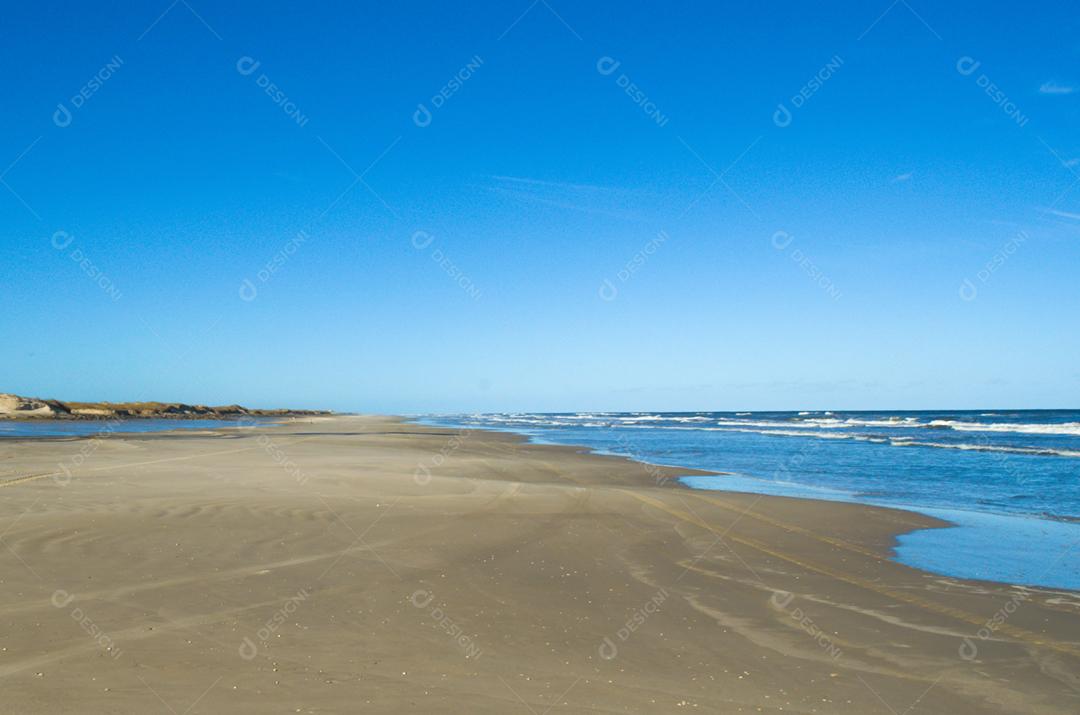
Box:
1;415;1078;713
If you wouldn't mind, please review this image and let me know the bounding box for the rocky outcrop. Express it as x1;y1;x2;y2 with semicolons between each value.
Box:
0;393;329;420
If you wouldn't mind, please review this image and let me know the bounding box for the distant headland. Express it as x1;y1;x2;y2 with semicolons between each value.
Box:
0;393;330;420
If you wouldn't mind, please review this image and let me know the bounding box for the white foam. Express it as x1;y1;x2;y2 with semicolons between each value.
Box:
896;441;1080;458
716;418;847;429
929;420;1080;436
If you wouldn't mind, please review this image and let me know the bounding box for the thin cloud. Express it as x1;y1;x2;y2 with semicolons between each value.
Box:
1039;81;1075;95
488;175;625;193
1038;207;1080;221
481;175;656;221
485;185;645;221
892;172;913;182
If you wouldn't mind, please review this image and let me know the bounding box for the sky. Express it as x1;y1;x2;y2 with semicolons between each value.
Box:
2;0;1078;413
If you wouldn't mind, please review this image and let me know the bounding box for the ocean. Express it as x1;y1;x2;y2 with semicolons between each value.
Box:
419;411;1080;591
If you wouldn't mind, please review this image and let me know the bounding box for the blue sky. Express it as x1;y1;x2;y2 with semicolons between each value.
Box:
2;1;1078;413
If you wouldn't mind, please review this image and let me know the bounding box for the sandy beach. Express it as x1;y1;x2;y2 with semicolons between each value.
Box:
1;415;1078;713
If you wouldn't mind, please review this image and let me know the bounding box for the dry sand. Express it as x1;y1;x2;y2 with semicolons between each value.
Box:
1;415;1078;713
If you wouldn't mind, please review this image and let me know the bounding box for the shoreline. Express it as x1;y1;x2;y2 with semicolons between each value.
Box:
2;415;1079;712
418;415;1080;592
0;414;1053;580
2;413;1058;592
6;413;1076;591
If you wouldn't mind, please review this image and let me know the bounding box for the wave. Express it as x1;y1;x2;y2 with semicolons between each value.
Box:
928;420;1080;436
719;415;1080;436
717;418;848;429
467;413;1080;437
613;424;1080;458
895;441;1080;458
453;413;1080;459
715;427;1080;457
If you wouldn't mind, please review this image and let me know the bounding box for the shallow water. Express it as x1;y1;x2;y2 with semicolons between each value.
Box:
420;411;1080;590
0;418;258;438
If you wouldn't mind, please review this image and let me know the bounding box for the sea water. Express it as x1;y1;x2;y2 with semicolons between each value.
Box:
0;418;259;438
